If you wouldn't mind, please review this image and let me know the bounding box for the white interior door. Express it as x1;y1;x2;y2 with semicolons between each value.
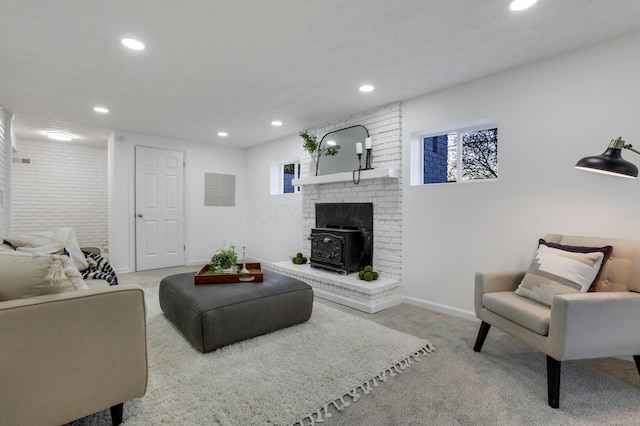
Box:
135;146;185;271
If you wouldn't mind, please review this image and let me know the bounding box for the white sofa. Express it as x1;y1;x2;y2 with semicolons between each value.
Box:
0;285;148;425
0;229;147;425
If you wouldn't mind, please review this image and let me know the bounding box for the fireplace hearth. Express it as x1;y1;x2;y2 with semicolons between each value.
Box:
310;203;373;274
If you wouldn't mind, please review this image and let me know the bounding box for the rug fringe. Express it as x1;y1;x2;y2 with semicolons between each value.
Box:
296;341;434;426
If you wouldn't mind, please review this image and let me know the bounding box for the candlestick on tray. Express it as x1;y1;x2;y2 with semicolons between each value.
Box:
240;245;250;274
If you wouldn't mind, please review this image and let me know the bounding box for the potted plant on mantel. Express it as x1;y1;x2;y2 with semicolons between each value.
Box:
299;130;341;176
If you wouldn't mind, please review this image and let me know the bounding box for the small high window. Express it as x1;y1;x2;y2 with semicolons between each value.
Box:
413;122;498;185
270;159;300;195
282;162;300;194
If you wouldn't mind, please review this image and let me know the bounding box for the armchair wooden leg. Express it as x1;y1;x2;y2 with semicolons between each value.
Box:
633;355;640;375
110;403;124;426
547;356;561;408
473;321;491;352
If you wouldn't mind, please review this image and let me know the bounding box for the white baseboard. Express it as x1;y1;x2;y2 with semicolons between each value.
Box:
402;296;477;322
313;288;402;314
187;259;209;267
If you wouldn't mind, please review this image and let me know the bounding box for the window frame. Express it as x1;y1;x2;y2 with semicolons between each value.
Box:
410;118;498;186
281;161;300;194
270;158;301;195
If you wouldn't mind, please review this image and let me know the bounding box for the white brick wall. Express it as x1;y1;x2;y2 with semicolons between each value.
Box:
300;103;403;281
0;107;8;236
11;139;108;247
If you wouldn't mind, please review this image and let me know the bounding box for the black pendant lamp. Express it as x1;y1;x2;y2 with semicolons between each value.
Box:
575;137;639;179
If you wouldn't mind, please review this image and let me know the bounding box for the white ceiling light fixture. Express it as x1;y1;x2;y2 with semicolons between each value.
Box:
271;120;283;126
46;131;74;141
93;106;109;113
359;84;375;93
510;0;538;11
217;131;228;137
121;38;145;50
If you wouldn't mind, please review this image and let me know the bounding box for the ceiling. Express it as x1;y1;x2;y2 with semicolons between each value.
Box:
1;1;639;149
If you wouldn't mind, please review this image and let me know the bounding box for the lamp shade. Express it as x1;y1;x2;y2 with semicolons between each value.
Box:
575;138;638;179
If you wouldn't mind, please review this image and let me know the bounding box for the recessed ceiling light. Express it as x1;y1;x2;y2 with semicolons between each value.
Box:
326;140;337;146
271;121;283;126
121;38;145;50
509;0;538;11
94;106;109;113
46;131;74;141
217;131;228;137
359;85;375;93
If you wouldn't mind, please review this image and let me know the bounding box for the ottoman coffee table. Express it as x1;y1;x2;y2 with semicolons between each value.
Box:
159;269;314;352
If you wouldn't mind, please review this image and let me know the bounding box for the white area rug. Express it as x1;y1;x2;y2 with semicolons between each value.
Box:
120;287;433;425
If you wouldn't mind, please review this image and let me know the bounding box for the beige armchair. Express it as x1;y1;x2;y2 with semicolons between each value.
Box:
474;234;640;408
0;285;147;425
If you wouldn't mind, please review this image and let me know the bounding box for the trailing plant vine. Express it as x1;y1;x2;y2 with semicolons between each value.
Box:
299;130;341;176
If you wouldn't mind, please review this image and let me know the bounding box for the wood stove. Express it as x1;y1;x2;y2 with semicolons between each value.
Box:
310;228;364;274
309;203;373;274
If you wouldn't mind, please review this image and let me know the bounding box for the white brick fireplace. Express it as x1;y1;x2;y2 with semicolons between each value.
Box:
269;103;403;313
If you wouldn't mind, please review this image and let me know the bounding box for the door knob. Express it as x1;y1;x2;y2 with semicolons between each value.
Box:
137;213;144;218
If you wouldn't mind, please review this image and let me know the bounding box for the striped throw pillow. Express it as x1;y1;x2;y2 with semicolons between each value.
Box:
515;239;612;306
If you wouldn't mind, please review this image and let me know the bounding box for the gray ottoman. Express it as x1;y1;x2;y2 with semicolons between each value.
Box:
159;270;314;352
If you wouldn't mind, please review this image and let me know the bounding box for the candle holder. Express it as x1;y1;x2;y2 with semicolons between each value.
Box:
364;148;374;170
240;246;250;274
352;153;363;185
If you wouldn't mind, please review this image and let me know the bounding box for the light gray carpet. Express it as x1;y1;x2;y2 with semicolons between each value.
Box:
75;265;640;425
137;287;431;424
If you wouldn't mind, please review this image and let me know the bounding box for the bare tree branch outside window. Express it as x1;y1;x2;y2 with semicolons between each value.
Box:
447;134;458;182
424;126;497;184
462;128;498;180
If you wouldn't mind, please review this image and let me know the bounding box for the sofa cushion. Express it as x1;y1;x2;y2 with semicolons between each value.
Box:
483;291;551;335
47;227;89;271
0;243;15;252
4;234;56;249
16;242;66;255
3;228;89;271
545;234;640;293
515;239;611;306
0;252;87;302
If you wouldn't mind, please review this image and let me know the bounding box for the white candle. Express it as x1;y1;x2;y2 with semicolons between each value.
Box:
365;137;372;150
356;142;363;154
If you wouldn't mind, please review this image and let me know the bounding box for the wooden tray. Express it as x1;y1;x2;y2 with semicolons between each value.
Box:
195;263;263;284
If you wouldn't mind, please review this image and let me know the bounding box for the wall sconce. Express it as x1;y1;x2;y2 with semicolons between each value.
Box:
353;138;374;185
575;137;639;179
364;137;373;170
353;143;364;185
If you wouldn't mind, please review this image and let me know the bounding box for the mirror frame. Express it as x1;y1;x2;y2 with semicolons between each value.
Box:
317;125;369;175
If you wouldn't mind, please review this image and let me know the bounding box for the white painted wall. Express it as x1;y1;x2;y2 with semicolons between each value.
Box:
246;134;303;263
0;107;10;236
11;138;108;247
401;31;640;319
109;131;247;273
